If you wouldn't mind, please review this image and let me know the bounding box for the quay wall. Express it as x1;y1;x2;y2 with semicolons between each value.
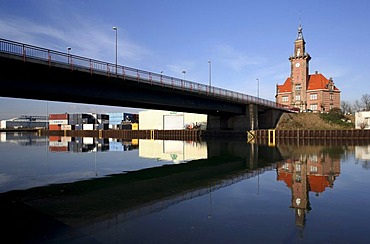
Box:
12;129;370;143
41;129;203;141
256;129;370;139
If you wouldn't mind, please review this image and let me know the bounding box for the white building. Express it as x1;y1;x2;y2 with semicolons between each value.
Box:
355;111;370;129
139;110;207;130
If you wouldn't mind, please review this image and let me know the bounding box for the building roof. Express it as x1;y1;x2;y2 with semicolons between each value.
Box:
278;170;331;194
277;73;340;93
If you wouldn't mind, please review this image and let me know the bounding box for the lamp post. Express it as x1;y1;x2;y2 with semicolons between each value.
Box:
67;47;71;64
256;78;259;98
208;60;212;87
112;26;118;75
182;70;186;79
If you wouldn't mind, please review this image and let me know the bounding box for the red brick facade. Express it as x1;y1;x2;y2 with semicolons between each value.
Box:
275;25;341;112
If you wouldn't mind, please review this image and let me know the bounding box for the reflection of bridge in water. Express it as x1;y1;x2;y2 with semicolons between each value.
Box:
101;162;277;226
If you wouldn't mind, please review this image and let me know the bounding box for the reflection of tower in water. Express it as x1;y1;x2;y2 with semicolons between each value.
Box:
277;148;341;234
290;155;310;232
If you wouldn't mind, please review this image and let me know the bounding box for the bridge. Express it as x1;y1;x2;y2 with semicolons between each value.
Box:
0;38;293;131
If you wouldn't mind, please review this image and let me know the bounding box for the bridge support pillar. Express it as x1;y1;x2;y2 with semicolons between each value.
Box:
246;104;258;131
258;109;284;129
206;104;259;131
205;105;285;133
206;114;231;130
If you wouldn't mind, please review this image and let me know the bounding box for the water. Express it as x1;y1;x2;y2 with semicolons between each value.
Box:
1;132;370;243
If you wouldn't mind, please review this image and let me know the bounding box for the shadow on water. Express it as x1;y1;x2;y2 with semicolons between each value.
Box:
0;136;283;243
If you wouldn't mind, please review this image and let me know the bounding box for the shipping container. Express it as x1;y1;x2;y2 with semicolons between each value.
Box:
49;141;68;147
49;114;69;120
82;124;94;130
49;136;62;141
74;124;82;130
61;136;72;142
61;124;72;130
49;146;68;152
49;119;68;125
119;123;132;130
132;123;139;130
49;124;61;130
83;137;94;144
123;113;135;122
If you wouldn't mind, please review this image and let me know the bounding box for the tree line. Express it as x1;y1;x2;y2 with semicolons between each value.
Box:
341;94;370;114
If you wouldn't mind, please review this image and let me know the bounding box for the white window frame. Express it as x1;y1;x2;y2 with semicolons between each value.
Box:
310;93;317;100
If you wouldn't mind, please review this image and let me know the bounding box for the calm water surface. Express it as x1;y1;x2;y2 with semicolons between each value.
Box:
1;132;370;243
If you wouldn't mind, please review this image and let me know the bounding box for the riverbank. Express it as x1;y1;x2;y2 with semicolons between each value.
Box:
276;112;354;130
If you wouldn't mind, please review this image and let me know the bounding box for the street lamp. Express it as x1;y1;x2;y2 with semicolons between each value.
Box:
113;26;118;75
67;47;71;64
208;60;212;87
182;70;186;79
256;78;259;98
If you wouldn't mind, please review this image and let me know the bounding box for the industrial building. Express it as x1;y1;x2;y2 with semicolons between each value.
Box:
0;115;48;129
139;110;207;130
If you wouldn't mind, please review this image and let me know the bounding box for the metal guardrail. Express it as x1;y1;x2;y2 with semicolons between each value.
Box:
0;38;291;111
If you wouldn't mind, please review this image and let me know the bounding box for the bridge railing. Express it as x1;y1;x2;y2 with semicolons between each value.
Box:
0;38;291;111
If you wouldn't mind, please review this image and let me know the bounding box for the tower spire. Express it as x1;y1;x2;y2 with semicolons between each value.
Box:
297;11;304;40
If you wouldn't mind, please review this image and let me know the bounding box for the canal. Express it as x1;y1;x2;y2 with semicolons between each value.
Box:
1;132;370;243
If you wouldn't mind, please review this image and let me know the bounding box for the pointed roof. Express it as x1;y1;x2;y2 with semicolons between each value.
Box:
277;73;340;93
296;24;304;41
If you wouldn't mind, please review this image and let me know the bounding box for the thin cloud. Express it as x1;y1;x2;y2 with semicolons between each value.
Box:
166;61;196;78
213;44;266;71
0;13;151;64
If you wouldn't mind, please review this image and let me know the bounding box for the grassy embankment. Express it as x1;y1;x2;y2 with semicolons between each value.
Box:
276;111;355;130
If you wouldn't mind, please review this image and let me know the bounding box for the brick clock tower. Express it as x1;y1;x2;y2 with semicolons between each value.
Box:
288;25;311;111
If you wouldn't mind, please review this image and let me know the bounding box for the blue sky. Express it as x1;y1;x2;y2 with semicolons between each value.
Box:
0;0;369;120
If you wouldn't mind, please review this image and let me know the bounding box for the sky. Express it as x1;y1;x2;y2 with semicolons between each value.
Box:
0;0;369;120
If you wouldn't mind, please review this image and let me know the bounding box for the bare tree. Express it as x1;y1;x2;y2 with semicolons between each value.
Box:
353;99;363;112
361;94;370;111
341;101;353;114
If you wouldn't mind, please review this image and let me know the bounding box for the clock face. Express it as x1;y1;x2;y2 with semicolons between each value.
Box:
296;198;301;206
295;62;300;68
